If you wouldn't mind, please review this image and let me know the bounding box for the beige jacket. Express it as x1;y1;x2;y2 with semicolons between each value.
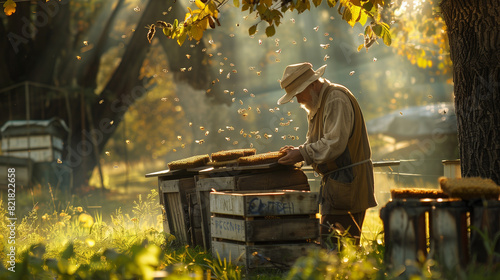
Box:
299;79;377;214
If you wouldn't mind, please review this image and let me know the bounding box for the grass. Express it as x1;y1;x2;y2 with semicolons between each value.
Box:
1;162;499;279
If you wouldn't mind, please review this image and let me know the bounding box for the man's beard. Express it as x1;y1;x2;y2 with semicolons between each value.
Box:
300;89;319;114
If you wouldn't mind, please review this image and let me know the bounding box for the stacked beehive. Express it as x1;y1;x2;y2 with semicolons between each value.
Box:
381;177;500;274
210;190;319;270
149;149;318;256
196;150;312;251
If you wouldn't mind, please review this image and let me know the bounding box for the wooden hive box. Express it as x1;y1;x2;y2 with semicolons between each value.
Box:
147;167;209;247
379;199;432;275
158;177;196;246
209;190;318;217
196;165;311;250
210;190;319;270
211;241;318;270
0;118;69;163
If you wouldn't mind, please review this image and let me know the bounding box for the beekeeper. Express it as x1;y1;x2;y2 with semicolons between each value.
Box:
277;62;377;248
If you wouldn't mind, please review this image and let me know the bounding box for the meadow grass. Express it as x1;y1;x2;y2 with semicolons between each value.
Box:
1;165;499;279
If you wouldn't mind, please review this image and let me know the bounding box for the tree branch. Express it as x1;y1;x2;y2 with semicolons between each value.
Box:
77;0;126;88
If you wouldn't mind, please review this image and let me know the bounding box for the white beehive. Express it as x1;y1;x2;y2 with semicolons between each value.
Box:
0;118;69;162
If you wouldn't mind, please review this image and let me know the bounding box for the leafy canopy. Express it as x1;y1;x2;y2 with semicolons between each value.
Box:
147;0;392;51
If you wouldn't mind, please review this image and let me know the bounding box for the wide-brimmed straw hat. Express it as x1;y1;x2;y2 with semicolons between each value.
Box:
277;62;326;105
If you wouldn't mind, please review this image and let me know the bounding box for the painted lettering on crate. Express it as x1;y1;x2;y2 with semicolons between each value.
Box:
213;219;243;234
248;197;295;215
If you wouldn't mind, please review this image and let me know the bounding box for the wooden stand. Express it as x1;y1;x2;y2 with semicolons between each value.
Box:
430;200;469;270
380;199;432;274
469;200;500;264
381;198;500;274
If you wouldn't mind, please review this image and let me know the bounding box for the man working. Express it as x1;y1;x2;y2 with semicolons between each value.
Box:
277;62;377;248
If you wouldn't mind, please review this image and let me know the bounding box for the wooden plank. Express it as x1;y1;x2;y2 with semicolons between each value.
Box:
235;168;309;191
166;192;188;243
146;169;187;178
210;191;318;217
212;241;319;269
380;200;432;274
200;162;300;176
196;177;236;250
197;177;236;192
197;169;309;191
145;166;211;179
430;201;469;270
198;189;212;250
187;191;204;247
470;201;500;264
211;216;319;242
161;180;180;193
211;217;246;241
158;178;196;245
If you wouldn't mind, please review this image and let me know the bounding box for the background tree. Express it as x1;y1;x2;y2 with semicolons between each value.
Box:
151;0;499;183
0;0;214;190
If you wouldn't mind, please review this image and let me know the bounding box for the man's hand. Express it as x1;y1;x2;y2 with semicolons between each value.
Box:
279;145;294;153
278;146;304;165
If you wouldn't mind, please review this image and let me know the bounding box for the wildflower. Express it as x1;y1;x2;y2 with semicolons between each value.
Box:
85;238;95;247
167;235;176;243
78;213;94;228
76;207;83;213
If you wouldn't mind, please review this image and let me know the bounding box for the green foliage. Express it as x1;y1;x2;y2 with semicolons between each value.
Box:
0;189;241;279
149;0;391;51
3;191;500;279
388;0;452;72
204;251;242;280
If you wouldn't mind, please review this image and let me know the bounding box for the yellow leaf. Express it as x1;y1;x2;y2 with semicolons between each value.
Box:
262;0;273;6
357;44;364;52
3;0;16;16
176;26;187;46
249;24;257;36
190;18;208;41
195;0;206;9
265;25;275;37
177;31;187;46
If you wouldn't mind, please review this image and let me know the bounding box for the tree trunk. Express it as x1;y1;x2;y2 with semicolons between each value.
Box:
69;0;171;189
440;0;500;184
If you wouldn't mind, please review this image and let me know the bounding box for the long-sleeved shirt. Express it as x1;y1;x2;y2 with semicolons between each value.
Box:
298;78;377;214
299;81;354;165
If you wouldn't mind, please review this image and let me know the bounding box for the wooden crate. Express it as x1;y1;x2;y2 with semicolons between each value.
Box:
210;190;319;270
210;190;318;217
196;166;311;250
211;216;319;243
158;177;196;246
212;240;319;270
